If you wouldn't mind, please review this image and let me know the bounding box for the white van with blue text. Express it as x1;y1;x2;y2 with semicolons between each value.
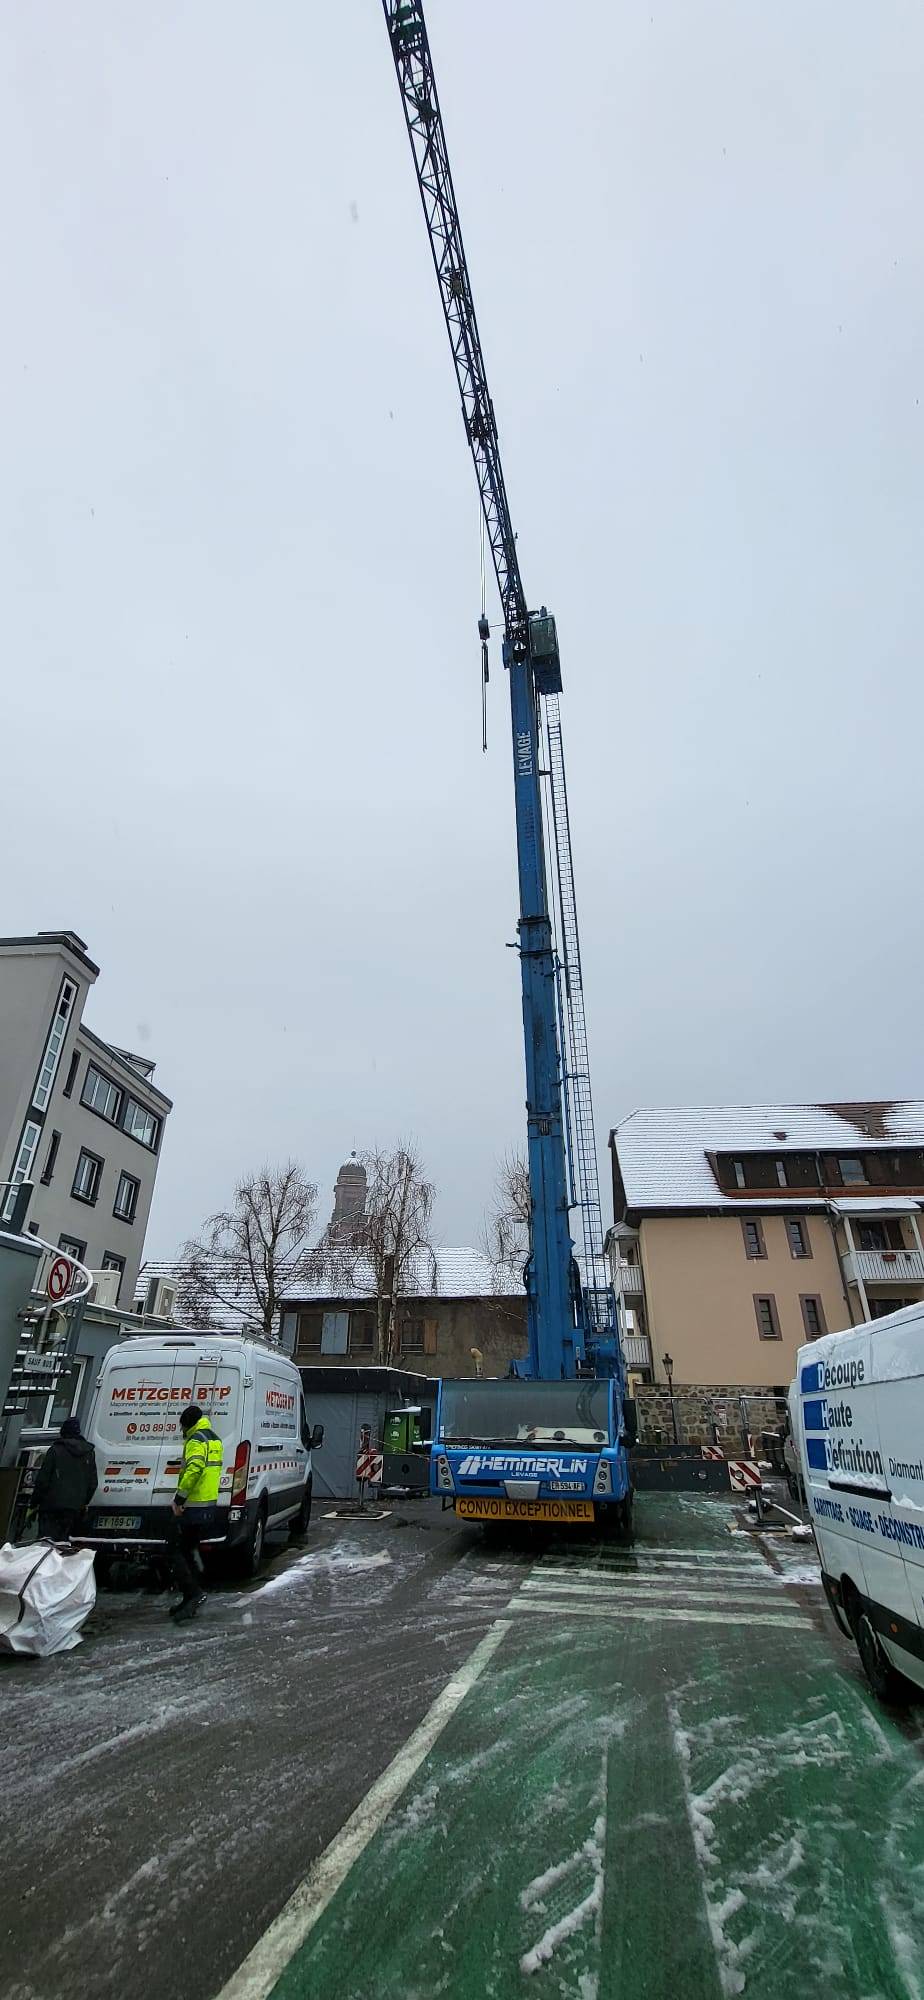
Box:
790;1301;924;1701
76;1333;323;1576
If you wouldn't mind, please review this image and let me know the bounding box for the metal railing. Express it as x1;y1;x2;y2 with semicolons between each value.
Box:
842;1248;924;1285
622;1332;653;1371
613;1259;643;1297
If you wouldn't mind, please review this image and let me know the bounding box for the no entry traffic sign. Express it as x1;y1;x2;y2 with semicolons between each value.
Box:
47;1254;76;1302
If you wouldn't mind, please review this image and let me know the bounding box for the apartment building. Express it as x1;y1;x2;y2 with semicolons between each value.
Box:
0;931;172;1307
608;1102;924;1391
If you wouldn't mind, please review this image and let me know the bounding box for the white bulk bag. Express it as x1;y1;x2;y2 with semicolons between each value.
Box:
0;1540;96;1657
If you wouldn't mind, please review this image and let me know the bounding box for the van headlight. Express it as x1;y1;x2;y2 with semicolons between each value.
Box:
435;1454;454;1492
593;1457;613;1496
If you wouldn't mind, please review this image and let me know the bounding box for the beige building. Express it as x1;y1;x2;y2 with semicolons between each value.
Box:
608;1102;924;1393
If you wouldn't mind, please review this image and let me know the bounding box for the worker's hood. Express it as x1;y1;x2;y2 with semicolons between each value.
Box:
59;1437;95;1461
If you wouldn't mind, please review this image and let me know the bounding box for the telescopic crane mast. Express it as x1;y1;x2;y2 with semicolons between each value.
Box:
383;0;620;1383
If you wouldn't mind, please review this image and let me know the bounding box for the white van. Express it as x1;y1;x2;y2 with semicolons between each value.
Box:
76;1333;323;1575
790;1301;924;1702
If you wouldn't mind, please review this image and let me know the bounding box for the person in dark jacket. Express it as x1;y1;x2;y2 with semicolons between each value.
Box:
32;1417;98;1542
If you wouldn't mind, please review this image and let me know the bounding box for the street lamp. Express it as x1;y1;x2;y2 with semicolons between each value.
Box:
662;1351;679;1445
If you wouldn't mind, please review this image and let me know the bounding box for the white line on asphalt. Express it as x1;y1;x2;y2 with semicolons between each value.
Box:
510;1599;810;1629
600;1546;761;1561
534;1563;773;1581
521;1579;792;1603
214;1618;511;2000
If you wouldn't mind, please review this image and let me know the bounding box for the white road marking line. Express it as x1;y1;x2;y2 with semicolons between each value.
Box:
599;1546;760;1561
536;1560;772;1576
520;1579;792;1604
533;1565;773;1585
215;1618;511;2000
510;1599;810;1629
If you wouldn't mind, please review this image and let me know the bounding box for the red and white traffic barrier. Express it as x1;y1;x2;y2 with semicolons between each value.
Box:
727;1459;762;1493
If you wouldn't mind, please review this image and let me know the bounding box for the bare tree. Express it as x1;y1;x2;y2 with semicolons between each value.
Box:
175;1161;319;1342
323;1142;437;1364
483;1149;531;1272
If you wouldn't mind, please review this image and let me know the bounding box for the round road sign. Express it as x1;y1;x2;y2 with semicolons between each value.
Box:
47;1253;75;1302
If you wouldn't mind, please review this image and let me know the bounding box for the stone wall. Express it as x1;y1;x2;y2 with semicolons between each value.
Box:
634;1381;789;1454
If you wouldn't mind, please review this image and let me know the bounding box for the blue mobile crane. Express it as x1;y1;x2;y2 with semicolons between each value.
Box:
382;1;634;1539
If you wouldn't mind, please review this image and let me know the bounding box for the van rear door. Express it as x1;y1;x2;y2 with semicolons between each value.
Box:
92;1345;242;1527
255;1356;306;1523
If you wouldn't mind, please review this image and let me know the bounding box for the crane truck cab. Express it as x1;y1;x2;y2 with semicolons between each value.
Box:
430;1376;633;1540
73;1333;323;1577
790;1302;924;1702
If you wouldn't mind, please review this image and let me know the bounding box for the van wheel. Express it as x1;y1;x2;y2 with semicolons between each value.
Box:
291;1478;313;1539
856;1611;913;1705
239;1501;267;1578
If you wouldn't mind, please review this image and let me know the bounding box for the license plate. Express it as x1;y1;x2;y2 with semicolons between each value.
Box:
455;1497;593;1523
99;1514;143;1531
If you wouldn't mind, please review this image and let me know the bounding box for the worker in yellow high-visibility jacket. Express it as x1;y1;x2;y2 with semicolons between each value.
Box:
166;1404;224;1622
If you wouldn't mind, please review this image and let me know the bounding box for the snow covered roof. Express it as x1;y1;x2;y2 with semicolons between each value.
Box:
828;1196;922;1215
281;1246;524;1306
611;1102;924;1214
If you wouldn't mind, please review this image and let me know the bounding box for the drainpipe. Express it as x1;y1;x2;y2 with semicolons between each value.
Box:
826;1206;856;1327
841;1212;870;1323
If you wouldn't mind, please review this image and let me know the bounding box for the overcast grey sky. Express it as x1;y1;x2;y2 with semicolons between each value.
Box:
3;2;923;1258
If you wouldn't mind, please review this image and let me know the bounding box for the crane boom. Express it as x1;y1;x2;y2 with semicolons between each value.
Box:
381;3;529;658
383;0;621;1385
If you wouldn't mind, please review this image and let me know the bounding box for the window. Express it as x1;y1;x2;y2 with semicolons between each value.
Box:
858;1219;904;1252
40;1130;61;1186
838;1157;867;1186
32;978;77;1112
59;1234;87;1262
113;1171;140;1222
401;1318;425;1352
350;1313;375;1352
800;1295;827;1339
62;1049;80;1098
775;1160;788;1188
741;1217;766;1260
297;1311;323;1351
733;1160;746;1189
1;1120;42;1222
786;1218;810;1259
72;1148;104;1204
82;1065;123;1123
123;1099;160;1150
754;1294;782;1341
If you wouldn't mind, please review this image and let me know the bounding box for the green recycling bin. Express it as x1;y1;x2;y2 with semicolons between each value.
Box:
383;1407;422;1454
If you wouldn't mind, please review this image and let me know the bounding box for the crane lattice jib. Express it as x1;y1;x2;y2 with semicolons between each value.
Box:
383;1;529;660
545;695;612;1330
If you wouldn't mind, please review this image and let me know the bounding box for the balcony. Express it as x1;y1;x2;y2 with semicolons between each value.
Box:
622;1332;653;1371
613;1259;644;1298
842;1248;924;1287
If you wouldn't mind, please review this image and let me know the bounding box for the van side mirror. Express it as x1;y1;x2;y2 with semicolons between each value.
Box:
311;1423;324;1449
621;1398;639;1447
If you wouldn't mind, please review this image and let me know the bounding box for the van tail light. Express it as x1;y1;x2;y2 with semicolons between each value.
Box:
231;1440;251;1505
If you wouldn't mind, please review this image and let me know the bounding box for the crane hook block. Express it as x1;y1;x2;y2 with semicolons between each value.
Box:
528;608;562;694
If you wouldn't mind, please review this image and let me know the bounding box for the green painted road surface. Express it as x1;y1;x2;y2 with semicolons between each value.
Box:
259;1497;924;2000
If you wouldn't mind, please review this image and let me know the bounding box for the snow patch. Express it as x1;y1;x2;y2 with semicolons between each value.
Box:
256;1547;392;1596
519;1815;605;1975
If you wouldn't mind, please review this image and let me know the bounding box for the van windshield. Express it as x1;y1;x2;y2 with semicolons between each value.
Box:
95;1353;243;1448
439;1379;611;1446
